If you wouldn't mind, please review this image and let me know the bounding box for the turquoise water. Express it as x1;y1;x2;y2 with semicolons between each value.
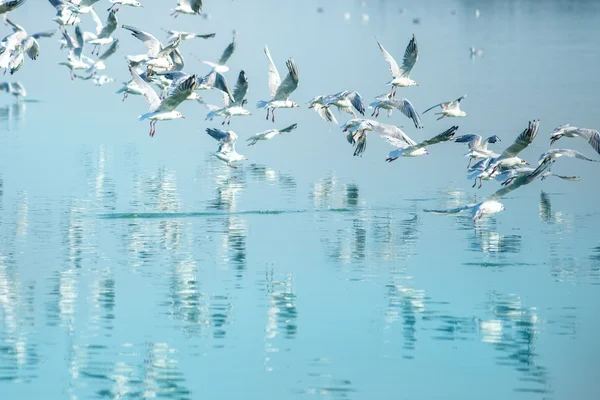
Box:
1;0;600;399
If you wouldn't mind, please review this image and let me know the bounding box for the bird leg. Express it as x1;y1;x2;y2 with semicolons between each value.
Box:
122;92;128;101
376;109;380;118
170;10;179;18
227;117;231;125
371;108;376;117
70;70;75;80
436;114;446;121
472;178;477;188
227;163;238;169
248;140;257;146
467;158;472;168
478;178;483;189
385;157;398;163
107;4;115;11
271;109;275;123
265;108;269;120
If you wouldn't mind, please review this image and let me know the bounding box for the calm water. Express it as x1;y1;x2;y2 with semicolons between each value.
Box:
1;0;600;399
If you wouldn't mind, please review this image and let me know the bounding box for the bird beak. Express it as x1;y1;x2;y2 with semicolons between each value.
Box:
416;83;420;86
182;116;186;119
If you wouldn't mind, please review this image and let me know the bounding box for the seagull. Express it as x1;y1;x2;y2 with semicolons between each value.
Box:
342;118;377;156
49;0;81;26
122;25;184;74
316;91;366;118
171;0;203;17
128;64;197;137
63;0;101;22
164;29;215;43
87;8;118;56
550;125;600;155
206;128;248;168
91;75;114;86
57;25;91;79
0;81;26;99
1;17;55;72
495;164;580;187
426;200;505;222
422;95;467;120
203;31;235;73
308;96;338;124
386;125;458;162
0;0;25;15
455;134;501;167
108;0;142;12
205;70;251;125
469;120;539;188
160;69;235;102
257;45;300;123
369;97;423;128
246;123;298;146
469;47;483;57
377;35;419;97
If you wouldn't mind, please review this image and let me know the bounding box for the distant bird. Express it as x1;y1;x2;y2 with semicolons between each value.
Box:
386;126;458;162
205;70;251;125
49;0;81;26
91;75;114;86
203;31;236;73
171;0;203;17
377;35;419;97
369;97;423;128
0;0;26;15
164;29;215;43
108;0;143;12
128;64;197;136
206;128;248;168
122;25;184;74
1;17;55;74
321;91;365;117
455;134;501;167
0;81;26;99
423;95;467;120
247;123;298;146
426;200;505;222
550;125;600;155
469;47;484;57
257;45;300;123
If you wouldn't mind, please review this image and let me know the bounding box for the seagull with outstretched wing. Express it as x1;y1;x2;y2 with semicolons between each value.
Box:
369;97;423;129
377;35;419;97
206;128;248;168
423;95;467;120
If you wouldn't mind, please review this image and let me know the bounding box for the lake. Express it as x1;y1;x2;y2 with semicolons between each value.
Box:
1;0;600;399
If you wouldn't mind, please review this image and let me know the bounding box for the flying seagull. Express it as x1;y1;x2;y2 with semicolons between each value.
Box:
423;95;467;120
368;97;423;128
550;125;600;155
455;134;501;167
171;0;203;17
246;123;298;146
0;0;26;15
377;35;419;97
206;128;248;168
257;45;300;122
128;64;197;137
203;30;235;73
385;126;458;162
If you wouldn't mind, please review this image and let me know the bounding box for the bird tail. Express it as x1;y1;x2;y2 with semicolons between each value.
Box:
138;113;152;121
256;100;269;109
279;123;298;133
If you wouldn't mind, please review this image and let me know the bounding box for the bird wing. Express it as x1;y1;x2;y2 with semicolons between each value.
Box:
232;70;248;106
314;104;337;124
169;48;185;71
97;38;118;62
0;82;9;92
422;102;443;114
23;37;39;60
68;24;84;60
31;30;56;39
273;58;299;101
377;40;400;77
78;0;100;6
455;134;482;150
0;0;26;15
206;128;237;152
122;25;162;58
278;123;298;133
218;31;235;65
191;0;203;13
264;45;281;98
347;91;366;115
157;74;198;112
128;64;161;111
539;148;599;163
411;125;459;150
398;34;418;77
371;121;416;147
88;6;103;36
575;128;600;155
423;204;474;214
447;94;466;110
4;16;25;33
500;120;540;159
398;98;423;129
98;10;118;39
487;158;554;201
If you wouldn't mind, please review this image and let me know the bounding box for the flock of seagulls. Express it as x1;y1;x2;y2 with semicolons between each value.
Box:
1;0;599;223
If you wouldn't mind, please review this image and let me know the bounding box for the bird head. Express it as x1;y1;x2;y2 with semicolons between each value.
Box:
489;135;501;143
521;159;529;165
175;112;185;119
134;1;143;6
291;102;300;108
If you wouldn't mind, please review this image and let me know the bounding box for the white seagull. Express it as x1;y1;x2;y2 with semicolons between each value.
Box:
246;123;298;146
377;35;419;97
203;31;236;73
455;134;501;167
171;0;203;17
85;38;119;75
369;97;423;128
122;25;184;74
0;81;26;99
58;25;92;79
128;64;197;137
386;126;458;162
538;148;599;165
310;91;366;118
87;8;118;56
423;95;467;120
257;45;300;123
206;128;248;168
164;29;215;43
550;125;600;155
205;70;251;125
